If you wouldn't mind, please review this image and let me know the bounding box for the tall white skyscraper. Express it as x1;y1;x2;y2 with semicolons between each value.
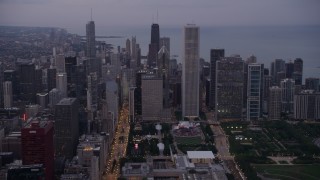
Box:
56;72;67;98
3;81;13;108
182;24;199;119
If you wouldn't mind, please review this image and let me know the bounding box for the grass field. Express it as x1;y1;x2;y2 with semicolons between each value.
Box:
254;165;320;180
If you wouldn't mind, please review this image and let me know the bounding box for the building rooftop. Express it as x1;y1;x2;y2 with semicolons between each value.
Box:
187;151;215;159
57;98;77;105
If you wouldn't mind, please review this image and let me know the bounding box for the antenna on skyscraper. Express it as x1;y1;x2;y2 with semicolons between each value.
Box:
156;9;159;23
91;8;93;21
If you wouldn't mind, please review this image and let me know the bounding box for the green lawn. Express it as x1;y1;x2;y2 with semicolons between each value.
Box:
254;165;320;180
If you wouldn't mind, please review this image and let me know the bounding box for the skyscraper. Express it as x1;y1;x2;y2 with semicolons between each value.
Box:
3;81;13;108
285;61;294;78
47;67;56;92
142;74;163;121
147;23;160;67
182;24;200;119
158;46;170;108
18;63;36;104
247;64;264;121
86;21;96;58
294;90;320;121
280;78;295;114
209;49;225;110
216;57;244;120
268;86;282;120
160;37;170;56
21;121;54;180
56;72;67;98
126;38;131;57
293;58;303;85
55;98;79;159
271;59;285;85
305;78;319;92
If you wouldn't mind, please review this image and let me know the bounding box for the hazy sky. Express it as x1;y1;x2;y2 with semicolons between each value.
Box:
1;0;320;32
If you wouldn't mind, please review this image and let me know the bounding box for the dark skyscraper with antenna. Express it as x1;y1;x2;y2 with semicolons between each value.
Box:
86;20;96;58
148;23;160;67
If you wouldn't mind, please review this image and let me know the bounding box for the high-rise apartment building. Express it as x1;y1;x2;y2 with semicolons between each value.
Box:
247;64;264;121
209;49;225;110
21;121;54;180
268;86;282;120
293;58;303;85
305;78;319;92
280;78;295;114
182;24;200;119
216;57;244;120
294;90;320;121
285;61;294;78
54;98;79;159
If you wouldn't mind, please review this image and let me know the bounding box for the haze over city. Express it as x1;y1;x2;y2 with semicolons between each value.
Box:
1;1;320;180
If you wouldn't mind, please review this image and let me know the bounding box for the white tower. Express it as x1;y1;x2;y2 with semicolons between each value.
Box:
182;24;200;119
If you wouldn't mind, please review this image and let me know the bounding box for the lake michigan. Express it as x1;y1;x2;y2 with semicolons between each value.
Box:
70;25;320;79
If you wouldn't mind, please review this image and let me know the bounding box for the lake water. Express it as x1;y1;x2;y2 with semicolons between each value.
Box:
70;25;320;79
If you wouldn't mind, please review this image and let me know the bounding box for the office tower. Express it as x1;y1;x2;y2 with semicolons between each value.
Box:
48;88;62;109
47;67;56;92
268;86;282;120
86;21;96;58
293;58;303;85
142;74;163;121
0;63;3;108
18;63;36;104
160;37;170;56
4;70;18;99
3;81;13;108
36;92;49;108
305;77;319;92
294;90;320;121
131;36;137;60
65;57;77;97
182;24;200;119
158;46;170;108
136;44;141;67
271;59;285;85
209;49;225;110
285;61;294;78
246;55;257;64
263;68;272;113
134;70;148;116
56;72;67;98
147;23;160;67
21;121;54;180
247;64;264;121
35;68;43;94
55;98;79;159
55;54;65;73
280;78;295;114
216;57;244;120
126;38;131;57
